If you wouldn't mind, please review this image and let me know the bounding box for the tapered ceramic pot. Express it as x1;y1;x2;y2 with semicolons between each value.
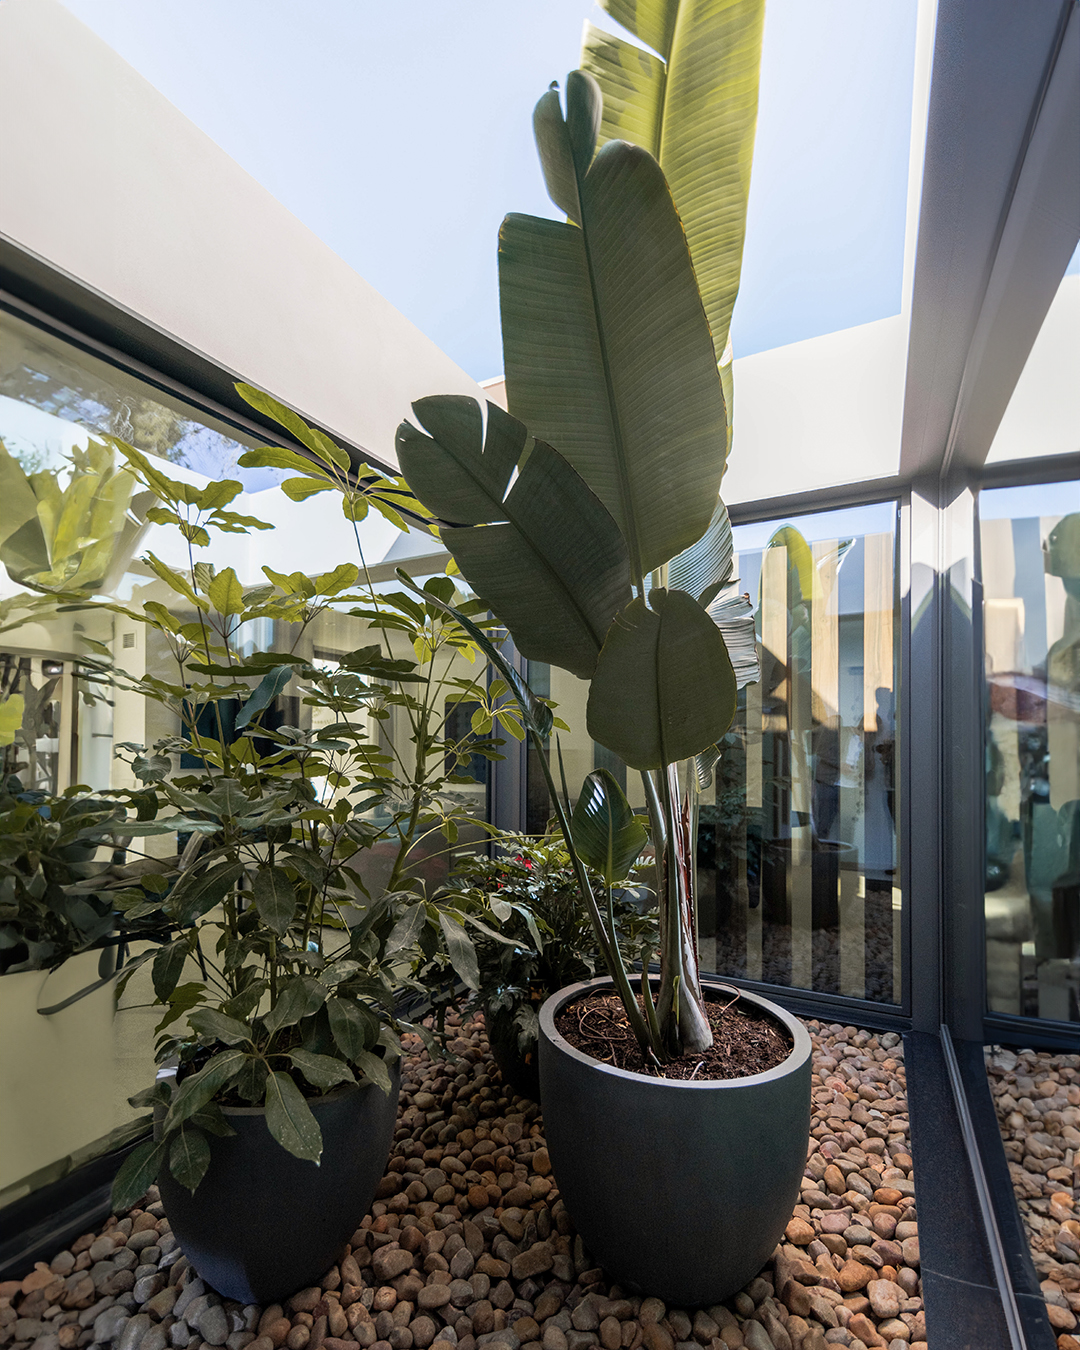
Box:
159;1062;400;1304
538;978;811;1307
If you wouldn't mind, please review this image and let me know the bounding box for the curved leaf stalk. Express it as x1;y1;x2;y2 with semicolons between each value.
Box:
531;728;655;1059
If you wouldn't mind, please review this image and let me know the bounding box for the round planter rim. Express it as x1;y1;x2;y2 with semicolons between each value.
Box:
539;975;810;1091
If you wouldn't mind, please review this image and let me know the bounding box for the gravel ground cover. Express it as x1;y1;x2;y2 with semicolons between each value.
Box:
986;1047;1080;1348
0;1013;924;1350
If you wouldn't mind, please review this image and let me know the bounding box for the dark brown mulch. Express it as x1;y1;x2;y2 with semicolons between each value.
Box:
554;986;792;1080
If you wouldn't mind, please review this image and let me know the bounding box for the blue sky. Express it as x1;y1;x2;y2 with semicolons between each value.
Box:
61;0;919;381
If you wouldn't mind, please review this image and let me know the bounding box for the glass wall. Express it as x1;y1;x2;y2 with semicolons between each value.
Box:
982;479;1080;1024
0;305;487;1203
528;500;901;1004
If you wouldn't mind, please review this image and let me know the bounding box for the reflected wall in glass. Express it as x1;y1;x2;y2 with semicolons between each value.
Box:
982;480;1080;1023
528;501;901;1004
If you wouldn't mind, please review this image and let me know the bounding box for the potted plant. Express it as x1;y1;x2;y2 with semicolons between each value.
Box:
392;70;811;1306
91;434;523;1303
445;825;658;1100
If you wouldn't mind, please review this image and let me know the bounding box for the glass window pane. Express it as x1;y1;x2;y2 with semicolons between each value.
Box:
527;500;901;1004
982;479;1080;1023
0;307;486;1201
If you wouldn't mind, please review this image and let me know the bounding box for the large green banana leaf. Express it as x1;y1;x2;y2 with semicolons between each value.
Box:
570;767;649;885
587;587;737;769
581;0;765;366
499;72;727;587
395;396;631;680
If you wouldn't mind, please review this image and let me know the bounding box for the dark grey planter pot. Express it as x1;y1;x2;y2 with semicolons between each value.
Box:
538;978;811;1307
158;1061;400;1305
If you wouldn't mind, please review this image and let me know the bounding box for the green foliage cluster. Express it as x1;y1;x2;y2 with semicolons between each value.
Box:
0;778;142;974
447;833;658;1063
395;71;762;1062
11;393;547;1209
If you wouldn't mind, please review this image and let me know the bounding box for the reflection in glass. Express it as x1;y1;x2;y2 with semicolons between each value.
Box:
983;481;1080;1023
528;502;901;1004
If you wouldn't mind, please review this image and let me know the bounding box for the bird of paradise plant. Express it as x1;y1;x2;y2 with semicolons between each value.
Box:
393;69;760;1063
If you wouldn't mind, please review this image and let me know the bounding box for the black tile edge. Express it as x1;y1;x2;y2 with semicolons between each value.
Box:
919;1269;1016;1350
905;1031;1014;1346
0;1138;146;1282
955;1039;1058;1349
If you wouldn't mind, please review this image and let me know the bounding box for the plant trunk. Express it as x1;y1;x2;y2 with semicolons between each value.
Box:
655;763;713;1057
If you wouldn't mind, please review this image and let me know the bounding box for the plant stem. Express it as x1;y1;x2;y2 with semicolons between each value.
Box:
529;728;655;1057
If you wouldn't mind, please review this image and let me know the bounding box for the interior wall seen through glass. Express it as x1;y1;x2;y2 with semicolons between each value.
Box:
982;479;1080;1024
528;500;901;1005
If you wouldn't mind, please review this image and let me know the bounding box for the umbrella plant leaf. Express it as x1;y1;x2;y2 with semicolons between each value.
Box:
169;1126;212;1194
587;588;737;769
264;1070;322;1164
235;665;294;730
396;573;554;739
110;1135;169;1213
152;938;190;1002
167;861;244;926
251;865;297;937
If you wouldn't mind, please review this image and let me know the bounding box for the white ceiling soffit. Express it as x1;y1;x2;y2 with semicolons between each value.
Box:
900;0;1080;484
0;0;482;473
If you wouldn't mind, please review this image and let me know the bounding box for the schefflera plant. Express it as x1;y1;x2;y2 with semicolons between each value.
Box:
103;429;525;1211
394;72;758;1062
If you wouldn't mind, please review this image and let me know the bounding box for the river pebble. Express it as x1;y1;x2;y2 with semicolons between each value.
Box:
986;1046;1080;1346
0;1016;924;1350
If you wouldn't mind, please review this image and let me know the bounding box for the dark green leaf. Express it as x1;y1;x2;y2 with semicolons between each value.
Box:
586;588;737;769
354;1049;394;1096
397;400;630;681
288;1049;355;1091
438;912;479;991
187;1008;252;1046
152;938;190;1002
110;1135;169;1212
163;1048;248;1133
235;666;294;731
251;866;296;937
264;1070;322;1163
169;1127;211;1193
570;768;648;884
261;976;328;1036
167;861;244;926
499;133;727;581
326;997;379;1060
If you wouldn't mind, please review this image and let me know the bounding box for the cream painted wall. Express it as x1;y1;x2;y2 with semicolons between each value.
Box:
0;0;482;472
986;275;1080;464
723;315;908;504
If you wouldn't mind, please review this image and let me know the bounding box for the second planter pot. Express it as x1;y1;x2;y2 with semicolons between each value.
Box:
538;978;811;1307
